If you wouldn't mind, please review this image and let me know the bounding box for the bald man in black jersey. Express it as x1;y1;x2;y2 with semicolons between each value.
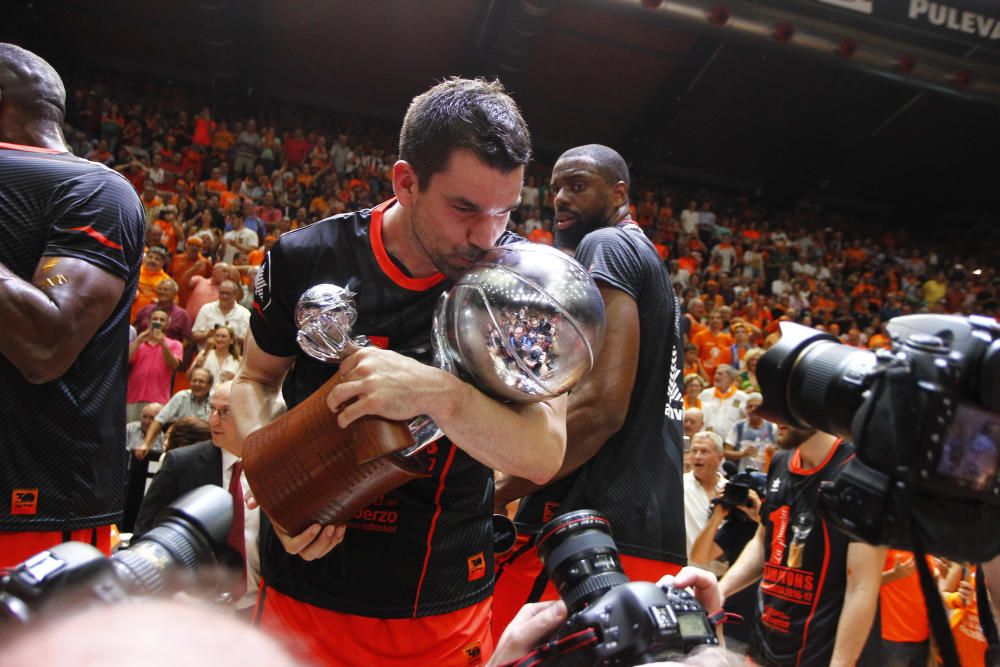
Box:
492;144;686;633
0;44;145;565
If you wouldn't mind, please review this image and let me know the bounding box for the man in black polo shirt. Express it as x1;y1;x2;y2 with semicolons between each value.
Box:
0;43;145;566
719;425;886;666
492;144;686;633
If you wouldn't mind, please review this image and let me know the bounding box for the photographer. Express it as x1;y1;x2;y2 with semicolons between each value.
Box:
719;425;885;667
690;476;762;648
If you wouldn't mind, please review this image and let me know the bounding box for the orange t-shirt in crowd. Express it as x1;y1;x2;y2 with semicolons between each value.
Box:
692;328;733;379
952;566;987;667
154;218;178;254
527;228;553;246
677;256;697;274
248;248;266;266
219;190;240;209
203;178;227;193
653;242;669;260
171;253;211;307
880;550;931;643
132;266;170;322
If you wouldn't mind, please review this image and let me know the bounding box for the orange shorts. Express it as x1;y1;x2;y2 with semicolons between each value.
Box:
491;533;682;637
0;525;113;568
256;582;493;667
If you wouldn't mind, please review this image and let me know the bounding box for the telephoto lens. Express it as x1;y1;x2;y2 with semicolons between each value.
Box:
536;509;629;613
0;485;232;624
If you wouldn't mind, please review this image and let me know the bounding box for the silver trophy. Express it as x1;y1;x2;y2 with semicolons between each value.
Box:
432;242;606;403
296;243;606;452
295;284;444;453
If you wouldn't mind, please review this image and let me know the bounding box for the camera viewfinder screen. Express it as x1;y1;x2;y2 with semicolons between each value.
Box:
678;612;712;639
934;402;1000;492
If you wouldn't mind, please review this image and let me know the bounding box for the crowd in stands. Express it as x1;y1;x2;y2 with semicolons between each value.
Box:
61;69;997;664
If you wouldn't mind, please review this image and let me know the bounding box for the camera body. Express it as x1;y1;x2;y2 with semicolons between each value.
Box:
757;314;1000;562
715;469;767;519
0;485;231;623
535;510;717;666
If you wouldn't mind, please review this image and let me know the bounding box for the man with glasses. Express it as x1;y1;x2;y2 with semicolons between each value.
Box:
135;381;259;611
136;367;214;459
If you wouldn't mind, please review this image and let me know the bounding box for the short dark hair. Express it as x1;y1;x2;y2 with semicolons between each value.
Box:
557;144;631;193
398;77;531;188
165;416;211;452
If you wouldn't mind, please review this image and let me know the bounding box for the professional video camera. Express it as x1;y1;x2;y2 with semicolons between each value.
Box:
756;314;1000;563
0;485;232;624
714;469;768;519
525;510;718;666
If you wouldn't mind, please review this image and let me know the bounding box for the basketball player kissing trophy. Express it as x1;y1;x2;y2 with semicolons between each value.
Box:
243;242;606;535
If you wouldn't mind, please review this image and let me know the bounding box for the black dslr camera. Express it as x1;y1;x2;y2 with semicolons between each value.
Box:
532;510;718;666
715;470;768;519
0;485;232;624
757;314;1000;562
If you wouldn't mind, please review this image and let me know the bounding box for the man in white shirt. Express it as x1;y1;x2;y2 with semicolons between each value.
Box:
699;364;749;437
220;213;259;264
191;279;251;347
683;430;726;574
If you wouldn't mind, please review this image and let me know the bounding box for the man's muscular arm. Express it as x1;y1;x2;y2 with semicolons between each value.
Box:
0;256;125;383
830;542;886;667
494;284;638;505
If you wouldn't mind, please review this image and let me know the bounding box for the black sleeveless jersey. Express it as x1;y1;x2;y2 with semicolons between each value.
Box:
513;222;686;564
752;440;857;667
251;199;520;618
0;144;145;532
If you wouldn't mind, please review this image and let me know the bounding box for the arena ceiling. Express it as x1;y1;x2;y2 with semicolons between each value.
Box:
7;0;1000;227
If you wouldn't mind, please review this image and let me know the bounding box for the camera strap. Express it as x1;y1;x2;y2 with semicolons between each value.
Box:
898;483;962;667
975;566;1000;667
496;627;600;667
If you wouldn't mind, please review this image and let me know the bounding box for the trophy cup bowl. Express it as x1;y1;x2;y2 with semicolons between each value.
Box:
433;242;606;404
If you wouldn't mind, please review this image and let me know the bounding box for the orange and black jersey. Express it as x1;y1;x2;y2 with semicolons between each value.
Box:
752;440;857;667
0;144;145;532
251;199;519;618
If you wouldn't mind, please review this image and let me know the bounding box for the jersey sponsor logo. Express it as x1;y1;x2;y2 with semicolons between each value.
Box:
467;552;486;581
11;488;38;515
762;563;816;605
347;495;400;534
463;641;483;665
254;253;272;311
760;604;793;634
